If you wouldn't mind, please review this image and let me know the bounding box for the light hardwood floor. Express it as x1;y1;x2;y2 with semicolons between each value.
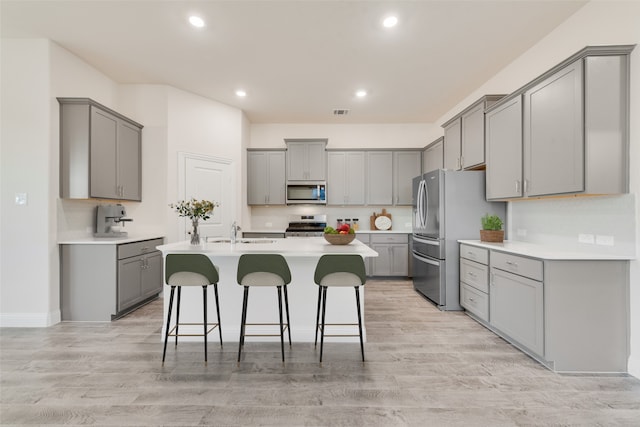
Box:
1;279;639;426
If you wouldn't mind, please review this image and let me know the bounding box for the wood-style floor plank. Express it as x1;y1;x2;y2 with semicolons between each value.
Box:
2;279;639;426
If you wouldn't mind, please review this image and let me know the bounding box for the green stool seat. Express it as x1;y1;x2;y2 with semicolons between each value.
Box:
236;254;292;363
314;254;367;364
162;254;222;363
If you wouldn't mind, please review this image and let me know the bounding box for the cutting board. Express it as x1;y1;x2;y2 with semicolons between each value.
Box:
370;209;392;230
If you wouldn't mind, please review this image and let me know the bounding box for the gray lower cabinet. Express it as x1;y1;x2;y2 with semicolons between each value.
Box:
490;254;544;357
370;233;408;276
393;151;422;205
423;137;444;174
247;150;286;205
459;242;629;373
58;98;142;201
61;237;164;321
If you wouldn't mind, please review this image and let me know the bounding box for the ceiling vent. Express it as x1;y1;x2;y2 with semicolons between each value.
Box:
333;109;350;116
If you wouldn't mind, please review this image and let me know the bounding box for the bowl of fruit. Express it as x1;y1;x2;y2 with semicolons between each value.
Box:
323;224;356;245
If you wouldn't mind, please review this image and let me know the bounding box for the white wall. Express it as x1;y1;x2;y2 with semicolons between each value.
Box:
432;1;640;377
0;39;54;325
0;40;247;326
250;123;440;150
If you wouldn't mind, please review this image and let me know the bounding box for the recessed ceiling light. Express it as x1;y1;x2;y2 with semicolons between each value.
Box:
189;16;205;28
355;90;367;98
382;15;398;28
235;90;247;97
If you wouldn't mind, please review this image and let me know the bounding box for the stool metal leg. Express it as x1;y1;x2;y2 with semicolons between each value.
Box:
213;283;223;346
277;286;285;363
162;286;176;363
314;285;322;346
202;285;208;363
319;286;328;364
238;286;249;363
175;286;182;347
355;286;365;362
283;285;292;346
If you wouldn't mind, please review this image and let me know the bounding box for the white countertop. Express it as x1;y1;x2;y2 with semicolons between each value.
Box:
58;233;165;245
458;240;634;261
244;229;410;234
157;236;379;258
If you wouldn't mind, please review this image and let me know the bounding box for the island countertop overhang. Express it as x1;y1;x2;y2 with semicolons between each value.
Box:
156;236;379;258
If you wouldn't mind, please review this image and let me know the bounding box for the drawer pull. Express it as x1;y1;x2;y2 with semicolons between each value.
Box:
506;261;518;268
468;297;475;302
467;251;476;258
468;272;477;278
141;247;149;252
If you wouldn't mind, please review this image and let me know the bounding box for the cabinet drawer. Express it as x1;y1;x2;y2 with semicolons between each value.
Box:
460;244;488;265
370;233;407;244
460;283;489;322
118;238;164;260
460;258;489;293
491;251;543;281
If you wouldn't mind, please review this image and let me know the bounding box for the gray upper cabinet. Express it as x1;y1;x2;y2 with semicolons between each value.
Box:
524;60;584;197
485;45;633;200
486;96;523;200
327;151;365;205
366;151;393;205
59;98;142;201
393;151;422;205
442;95;504;171
285;139;327;181
423;137;444;173
443;120;461;170
247;150;286;205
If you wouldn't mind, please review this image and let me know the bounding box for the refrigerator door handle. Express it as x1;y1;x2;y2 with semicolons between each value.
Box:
412;235;440;246
412;251;440;267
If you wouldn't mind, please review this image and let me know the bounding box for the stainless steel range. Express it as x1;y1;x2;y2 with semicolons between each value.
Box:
285;215;327;237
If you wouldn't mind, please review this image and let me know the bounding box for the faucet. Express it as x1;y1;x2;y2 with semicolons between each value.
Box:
230;221;241;244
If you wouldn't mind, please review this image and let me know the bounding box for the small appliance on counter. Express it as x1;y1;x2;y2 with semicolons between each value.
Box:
285;215;327;237
94;204;133;237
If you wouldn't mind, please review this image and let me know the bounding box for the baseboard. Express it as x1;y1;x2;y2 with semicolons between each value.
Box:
0;309;61;327
628;354;640;379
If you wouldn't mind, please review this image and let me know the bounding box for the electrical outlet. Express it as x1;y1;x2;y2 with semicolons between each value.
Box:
596;235;614;246
265;222;272;228
578;234;595;244
517;228;527;237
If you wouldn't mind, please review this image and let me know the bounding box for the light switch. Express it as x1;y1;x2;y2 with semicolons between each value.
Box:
15;193;27;206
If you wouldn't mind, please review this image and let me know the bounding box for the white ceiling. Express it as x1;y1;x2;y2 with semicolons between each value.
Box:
1;0;587;124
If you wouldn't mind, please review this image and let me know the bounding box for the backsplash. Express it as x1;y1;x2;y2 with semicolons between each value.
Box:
508;194;636;256
249;206;413;232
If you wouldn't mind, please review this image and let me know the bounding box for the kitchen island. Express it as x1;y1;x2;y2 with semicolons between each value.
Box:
156;237;378;343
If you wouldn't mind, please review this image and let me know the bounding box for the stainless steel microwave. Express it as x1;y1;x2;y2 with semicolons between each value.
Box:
286;182;326;205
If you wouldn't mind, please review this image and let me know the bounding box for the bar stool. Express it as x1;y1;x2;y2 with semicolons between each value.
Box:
162;253;222;363
314;254;367;363
236;254;292;363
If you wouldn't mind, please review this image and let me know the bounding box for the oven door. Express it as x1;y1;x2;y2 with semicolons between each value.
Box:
412;250;445;307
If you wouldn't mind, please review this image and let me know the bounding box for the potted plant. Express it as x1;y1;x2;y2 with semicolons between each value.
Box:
480;213;504;243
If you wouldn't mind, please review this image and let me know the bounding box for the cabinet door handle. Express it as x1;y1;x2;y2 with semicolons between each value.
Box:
524;179;529;194
515;180;520;194
460;156;464;168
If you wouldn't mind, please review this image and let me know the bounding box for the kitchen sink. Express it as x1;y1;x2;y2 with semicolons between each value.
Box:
206;238;275;244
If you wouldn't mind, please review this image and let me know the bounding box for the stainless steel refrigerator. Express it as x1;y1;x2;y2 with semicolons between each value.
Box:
412;170;505;310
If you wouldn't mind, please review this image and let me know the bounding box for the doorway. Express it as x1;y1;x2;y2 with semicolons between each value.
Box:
177;152;236;240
